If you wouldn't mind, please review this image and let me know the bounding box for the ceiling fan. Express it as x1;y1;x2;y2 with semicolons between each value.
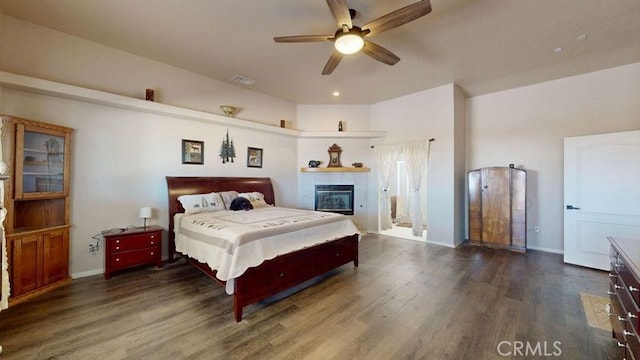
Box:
274;0;432;75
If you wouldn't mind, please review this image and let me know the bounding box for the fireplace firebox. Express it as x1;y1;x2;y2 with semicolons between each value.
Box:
315;185;354;215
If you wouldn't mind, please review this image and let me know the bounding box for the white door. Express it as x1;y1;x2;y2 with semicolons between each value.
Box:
564;130;640;270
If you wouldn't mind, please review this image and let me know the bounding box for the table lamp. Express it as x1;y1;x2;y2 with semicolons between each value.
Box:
139;207;152;228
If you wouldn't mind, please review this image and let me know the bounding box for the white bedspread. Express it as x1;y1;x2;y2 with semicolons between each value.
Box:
174;207;360;294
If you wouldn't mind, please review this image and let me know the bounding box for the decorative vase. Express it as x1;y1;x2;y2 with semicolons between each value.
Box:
220;105;236;117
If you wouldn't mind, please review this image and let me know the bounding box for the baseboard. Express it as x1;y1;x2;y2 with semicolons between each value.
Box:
71;268;103;279
527;245;564;254
460;238;563;255
424;239;457;248
71;254;172;279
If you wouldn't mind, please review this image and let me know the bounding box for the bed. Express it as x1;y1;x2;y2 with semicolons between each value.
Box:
166;176;360;322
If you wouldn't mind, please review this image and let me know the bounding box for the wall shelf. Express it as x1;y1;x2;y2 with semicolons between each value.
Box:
300;167;370;173
0;71;386;140
298;131;385;139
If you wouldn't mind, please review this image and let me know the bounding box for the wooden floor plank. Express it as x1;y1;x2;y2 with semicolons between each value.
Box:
0;234;618;359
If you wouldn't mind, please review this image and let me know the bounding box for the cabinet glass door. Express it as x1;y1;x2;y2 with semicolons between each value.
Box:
19;128;66;196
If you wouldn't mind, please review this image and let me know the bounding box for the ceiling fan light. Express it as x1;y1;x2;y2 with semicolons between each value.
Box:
335;33;364;55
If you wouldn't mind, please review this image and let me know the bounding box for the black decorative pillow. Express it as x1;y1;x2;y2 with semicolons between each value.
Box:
229;197;253;211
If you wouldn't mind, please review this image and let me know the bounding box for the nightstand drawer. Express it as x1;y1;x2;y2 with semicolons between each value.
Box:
110;232;160;252
110;248;159;269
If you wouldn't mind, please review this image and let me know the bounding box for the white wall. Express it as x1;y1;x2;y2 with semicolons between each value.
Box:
370;84;465;247
1;16;296;126
0;14;304;277
465;63;640;252
296;104;372;168
453;85;466;246
296;104;371;132
296;105;374;231
3;10;639;274
1;88;298;278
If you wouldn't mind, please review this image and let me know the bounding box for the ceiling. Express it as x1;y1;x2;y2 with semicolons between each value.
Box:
1;0;639;104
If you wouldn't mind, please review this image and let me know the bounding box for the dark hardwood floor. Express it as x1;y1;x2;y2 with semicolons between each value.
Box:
0;234;618;359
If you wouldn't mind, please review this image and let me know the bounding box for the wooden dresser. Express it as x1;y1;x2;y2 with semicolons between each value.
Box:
609;236;640;359
103;226;163;279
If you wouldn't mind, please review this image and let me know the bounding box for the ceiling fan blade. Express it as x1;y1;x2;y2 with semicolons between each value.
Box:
274;35;333;43
326;0;352;28
362;40;400;65
322;51;343;75
362;0;432;36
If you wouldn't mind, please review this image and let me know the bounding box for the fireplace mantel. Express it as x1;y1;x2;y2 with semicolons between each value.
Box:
300;167;370;173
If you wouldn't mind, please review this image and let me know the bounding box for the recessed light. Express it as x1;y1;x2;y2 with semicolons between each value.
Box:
231;74;255;85
332;91;340;97
553;47;563;53
576;34;587;42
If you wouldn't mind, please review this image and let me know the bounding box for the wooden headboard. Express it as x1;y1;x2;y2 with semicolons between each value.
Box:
165;176;275;262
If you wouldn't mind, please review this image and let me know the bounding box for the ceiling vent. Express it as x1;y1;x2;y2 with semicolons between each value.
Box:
231;74;255;85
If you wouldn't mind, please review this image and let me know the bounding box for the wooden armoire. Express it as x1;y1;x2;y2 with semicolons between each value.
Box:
468;166;526;252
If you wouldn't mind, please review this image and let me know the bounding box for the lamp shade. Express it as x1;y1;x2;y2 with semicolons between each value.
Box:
139;207;152;219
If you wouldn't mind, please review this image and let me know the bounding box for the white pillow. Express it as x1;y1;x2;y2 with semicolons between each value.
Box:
219;191;239;210
238;192;270;208
178;192;225;214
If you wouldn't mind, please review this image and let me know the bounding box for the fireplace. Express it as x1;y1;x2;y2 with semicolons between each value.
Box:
315;185;354;215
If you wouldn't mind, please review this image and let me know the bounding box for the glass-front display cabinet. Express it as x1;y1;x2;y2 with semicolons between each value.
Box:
15;124;70;199
1;115;73;302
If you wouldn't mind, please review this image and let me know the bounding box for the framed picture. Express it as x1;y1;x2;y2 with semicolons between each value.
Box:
182;139;204;164
247;147;263;168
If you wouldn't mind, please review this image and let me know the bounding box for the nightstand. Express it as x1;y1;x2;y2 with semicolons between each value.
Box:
103;225;163;279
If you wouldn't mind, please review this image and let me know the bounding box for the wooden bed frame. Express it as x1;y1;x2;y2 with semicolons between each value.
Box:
166;176;359;322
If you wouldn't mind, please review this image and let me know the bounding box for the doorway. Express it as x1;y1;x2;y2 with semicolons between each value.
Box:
379;160;428;242
374;140;431;241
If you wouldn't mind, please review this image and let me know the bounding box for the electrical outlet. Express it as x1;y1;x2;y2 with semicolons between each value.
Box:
89;240;100;252
534;225;541;233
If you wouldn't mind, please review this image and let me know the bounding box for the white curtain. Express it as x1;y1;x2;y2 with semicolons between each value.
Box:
0;119;8;311
374;139;432;235
0;161;7;311
0;201;7;311
403;141;432;236
373;144;401;230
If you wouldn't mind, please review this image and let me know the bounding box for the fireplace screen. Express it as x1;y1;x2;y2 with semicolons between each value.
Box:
315;185;354;215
